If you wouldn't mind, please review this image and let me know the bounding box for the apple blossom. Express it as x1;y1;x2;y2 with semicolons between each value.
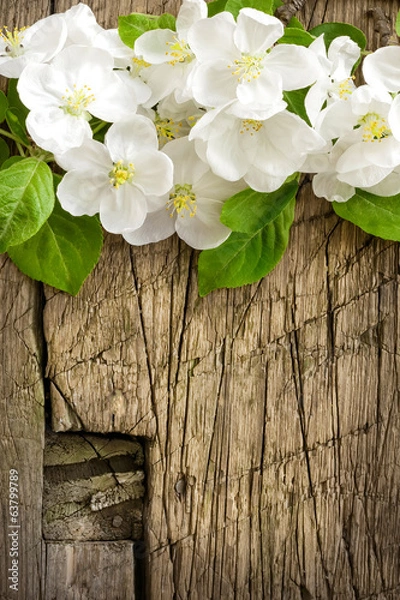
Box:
305;34;360;125
187;8;319;111
133;0;207;105
123;136;246;249
189;101;325;192
0;14;67;78
17;45;141;154
56;116;174;234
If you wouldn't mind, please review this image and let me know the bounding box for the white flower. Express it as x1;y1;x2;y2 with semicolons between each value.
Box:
17;45;140;154
140;94;205;147
123;136;246;249
305;34;360;125
363;46;400;93
62;3;104;47
0;14;67;78
189;102;325;192
56;116;174;234
303;84;400;200
187;8;319;111
134;0;207;105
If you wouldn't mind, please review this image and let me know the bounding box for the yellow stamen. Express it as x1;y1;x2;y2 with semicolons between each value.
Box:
61;84;95;118
109;160;135;189
0;26;26;58
228;53;264;83
240;119;263;135
358;112;391;143
165;36;193;66
167;183;197;218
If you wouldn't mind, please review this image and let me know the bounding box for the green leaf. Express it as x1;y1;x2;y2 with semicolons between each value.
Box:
7;199;103;295
333;189;400;241
157;13;176;30
225;0;274;18
0;137;10;166
283;88;310;125
309;22;366;51
1;155;24;170
0;91;9;123
118;13;176;48
0;158;54;253
6;108;29;145
198;185;296;296
221;180;298;232
278;27;314;47
396;10;400;38
7;79;29;119
207;0;227;17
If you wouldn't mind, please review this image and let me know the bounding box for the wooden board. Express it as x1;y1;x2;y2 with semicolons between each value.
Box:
43;542;136;600
42;1;400;599
1;0;400;599
0;256;44;600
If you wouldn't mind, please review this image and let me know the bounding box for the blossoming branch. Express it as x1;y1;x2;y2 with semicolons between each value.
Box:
0;0;400;295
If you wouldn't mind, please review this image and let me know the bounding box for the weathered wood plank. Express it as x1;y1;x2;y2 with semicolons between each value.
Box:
43;541;136;600
38;0;400;599
0;256;44;600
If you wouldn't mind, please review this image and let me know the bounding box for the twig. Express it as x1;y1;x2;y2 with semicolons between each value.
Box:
275;0;307;26
368;7;399;47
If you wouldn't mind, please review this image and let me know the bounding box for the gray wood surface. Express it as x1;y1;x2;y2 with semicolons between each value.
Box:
1;0;400;599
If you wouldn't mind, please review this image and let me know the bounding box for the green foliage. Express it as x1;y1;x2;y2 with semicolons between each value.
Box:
396;10;400;37
5;108;30;146
207;0;227;17
118;13;176;48
224;0;274;18
0;91;8;124
309;22;366;51
278;27;314;47
8;198;103;295
0;138;10;166
198;182;297;295
0;158;54;253
333;189;400;241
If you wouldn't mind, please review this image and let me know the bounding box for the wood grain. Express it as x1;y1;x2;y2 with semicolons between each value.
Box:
43;542;136;600
1;0;400;598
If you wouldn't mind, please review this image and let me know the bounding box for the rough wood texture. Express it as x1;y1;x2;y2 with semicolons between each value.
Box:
1;0;400;599
0;5;49;596
43;542;136;600
41;1;400;599
0;256;44;600
43;431;144;541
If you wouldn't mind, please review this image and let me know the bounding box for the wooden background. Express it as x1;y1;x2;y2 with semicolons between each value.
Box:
1;0;400;598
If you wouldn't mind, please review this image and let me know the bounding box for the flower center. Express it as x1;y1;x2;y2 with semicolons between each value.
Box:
328;76;355;101
165;36;193;66
155;114;183;146
61;84;95;118
240;119;263;135
130;56;151;76
167;183;197;218
358;112;391;143
109;160;135;189
228;53;264;83
0;26;26;58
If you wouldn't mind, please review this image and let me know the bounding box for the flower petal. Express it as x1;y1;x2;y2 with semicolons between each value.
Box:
123;208;175;245
234;9;283;54
100;185;147;233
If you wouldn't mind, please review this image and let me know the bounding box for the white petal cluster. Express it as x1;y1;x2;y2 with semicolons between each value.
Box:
4;0;400;252
304;46;400;202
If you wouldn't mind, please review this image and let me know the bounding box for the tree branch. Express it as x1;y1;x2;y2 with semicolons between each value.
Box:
275;0;307;26
368;7;399;47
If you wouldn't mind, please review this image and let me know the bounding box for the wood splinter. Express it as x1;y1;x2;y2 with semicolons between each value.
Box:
275;0;307;26
368;7;399;47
